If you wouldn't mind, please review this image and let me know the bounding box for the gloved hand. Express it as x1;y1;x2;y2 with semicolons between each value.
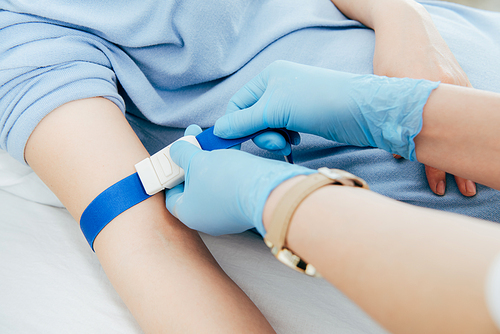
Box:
215;60;439;161
164;125;315;236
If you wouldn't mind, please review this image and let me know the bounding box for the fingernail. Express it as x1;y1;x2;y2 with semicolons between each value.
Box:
436;181;445;195
466;180;476;195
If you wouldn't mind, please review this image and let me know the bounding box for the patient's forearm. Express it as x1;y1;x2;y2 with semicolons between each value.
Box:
263;176;500;334
25;98;274;333
332;0;476;197
415;84;500;190
329;0;422;29
332;0;456;82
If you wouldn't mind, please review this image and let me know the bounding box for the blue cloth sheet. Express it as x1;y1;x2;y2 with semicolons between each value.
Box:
1;0;500;222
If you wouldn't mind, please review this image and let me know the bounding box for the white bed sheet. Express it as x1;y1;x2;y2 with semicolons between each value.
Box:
0;150;387;333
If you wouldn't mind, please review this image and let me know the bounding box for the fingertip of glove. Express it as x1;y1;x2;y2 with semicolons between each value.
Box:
185;124;203;136
213;117;230;138
253;132;287;151
169;139;188;154
169;140;200;169
277;145;292;156
165;189;183;217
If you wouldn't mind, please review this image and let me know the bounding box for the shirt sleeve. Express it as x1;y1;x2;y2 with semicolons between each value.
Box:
487;252;500;330
0;11;125;164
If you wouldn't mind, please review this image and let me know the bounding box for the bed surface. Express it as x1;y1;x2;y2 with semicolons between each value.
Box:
0;150;387;333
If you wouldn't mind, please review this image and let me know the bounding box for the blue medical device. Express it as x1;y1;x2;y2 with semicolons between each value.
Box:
80;127;294;250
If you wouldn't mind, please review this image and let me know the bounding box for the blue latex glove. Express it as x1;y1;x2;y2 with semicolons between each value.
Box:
165;125;315;236
215;60;439;161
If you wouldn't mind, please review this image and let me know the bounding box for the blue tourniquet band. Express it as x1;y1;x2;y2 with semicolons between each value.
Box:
80;127;294;251
196;126;294;163
80;173;151;251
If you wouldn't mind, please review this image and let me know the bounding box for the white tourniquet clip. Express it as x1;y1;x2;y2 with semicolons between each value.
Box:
134;126;295;196
135;135;201;196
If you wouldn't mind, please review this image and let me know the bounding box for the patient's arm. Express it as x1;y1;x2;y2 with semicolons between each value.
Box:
263;174;500;334
25;97;274;333
330;0;476;197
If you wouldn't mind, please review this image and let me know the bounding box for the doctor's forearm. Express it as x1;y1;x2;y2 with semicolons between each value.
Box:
263;176;500;334
25;98;274;333
415;84;500;190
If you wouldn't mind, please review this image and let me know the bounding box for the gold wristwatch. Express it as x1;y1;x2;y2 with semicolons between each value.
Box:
263;167;369;277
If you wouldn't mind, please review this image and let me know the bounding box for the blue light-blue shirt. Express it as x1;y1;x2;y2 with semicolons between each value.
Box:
0;0;499;164
3;0;500;164
0;0;366;162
